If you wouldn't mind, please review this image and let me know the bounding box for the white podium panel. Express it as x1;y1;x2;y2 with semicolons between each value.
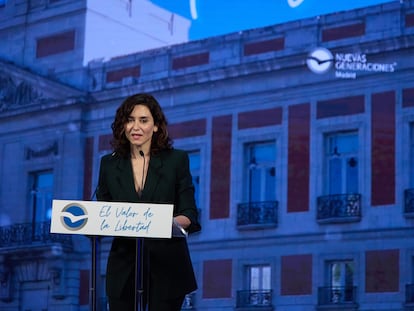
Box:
51;200;174;238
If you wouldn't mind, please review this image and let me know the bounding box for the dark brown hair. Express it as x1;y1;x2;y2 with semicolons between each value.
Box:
111;93;172;157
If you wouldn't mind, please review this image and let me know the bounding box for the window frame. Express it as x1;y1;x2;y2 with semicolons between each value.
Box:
324;130;359;195
243;140;277;204
236;128;281;209
28;169;54;224
314;117;366;213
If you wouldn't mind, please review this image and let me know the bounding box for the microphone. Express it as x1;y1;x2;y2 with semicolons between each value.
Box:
90;185;99;201
139;150;145;196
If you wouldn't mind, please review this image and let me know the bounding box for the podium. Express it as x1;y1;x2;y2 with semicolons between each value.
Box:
50;199;180;311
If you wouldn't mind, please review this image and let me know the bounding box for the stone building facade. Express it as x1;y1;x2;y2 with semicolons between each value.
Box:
0;0;414;310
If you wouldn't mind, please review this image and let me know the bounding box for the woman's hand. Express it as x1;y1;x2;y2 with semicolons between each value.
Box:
173;215;191;229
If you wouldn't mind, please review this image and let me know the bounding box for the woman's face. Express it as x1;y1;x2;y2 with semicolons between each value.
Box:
124;104;158;151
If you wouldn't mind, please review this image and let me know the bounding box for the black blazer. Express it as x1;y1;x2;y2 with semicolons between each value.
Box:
96;148;201;299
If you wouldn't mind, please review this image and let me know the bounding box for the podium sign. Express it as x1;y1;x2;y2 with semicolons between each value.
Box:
51;200;174;238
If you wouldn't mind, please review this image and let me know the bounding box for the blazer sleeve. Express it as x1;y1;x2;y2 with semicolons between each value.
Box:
96;154;113;202
175;150;201;234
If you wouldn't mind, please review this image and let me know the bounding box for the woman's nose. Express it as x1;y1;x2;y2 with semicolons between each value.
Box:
133;120;141;129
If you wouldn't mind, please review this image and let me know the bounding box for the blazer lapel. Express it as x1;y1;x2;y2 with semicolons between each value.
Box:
116;156;140;202
142;154;163;200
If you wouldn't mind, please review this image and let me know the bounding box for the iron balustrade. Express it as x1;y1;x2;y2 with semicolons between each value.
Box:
318;286;356;305
317;193;361;222
0;221;72;248
236;290;272;308
404;188;414;214
181;292;195;310
406;284;414;303
237;201;278;227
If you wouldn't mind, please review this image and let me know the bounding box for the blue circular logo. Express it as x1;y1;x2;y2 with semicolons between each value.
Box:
60;203;88;231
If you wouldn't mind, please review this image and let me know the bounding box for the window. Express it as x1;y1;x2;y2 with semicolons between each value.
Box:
188;151;201;209
247;265;271;305
325;132;358;195
249;265;271;291
327;260;354;303
29;170;54;223
244;141;276;203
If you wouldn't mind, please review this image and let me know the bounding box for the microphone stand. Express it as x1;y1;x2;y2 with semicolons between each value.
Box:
135;238;145;311
135;150;146;311
89;186;101;311
90;235;101;311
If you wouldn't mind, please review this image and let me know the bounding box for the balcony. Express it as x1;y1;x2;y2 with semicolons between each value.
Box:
0;221;72;253
317;194;361;224
317;286;358;311
236;290;273;311
237;201;278;230
404;188;414;217
181;292;196;310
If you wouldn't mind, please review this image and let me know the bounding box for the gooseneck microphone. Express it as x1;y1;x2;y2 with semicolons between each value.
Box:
139;150;145;196
137;149;146;311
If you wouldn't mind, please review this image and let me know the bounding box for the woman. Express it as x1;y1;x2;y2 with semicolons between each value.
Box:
96;93;201;311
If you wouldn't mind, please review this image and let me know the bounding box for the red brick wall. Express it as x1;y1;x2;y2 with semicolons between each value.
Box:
287;103;310;212
99;134;112;152
83;136;94;200
172;52;210;70
317;95;365;119
243;37;285;56
371;91;395;206
210;115;232;219
106;66;140;83
406;13;414;27
403;87;414;108
169;119;207;139
79;269;90;305
281;254;313;295
238;107;282;129
322;23;365;42
365;249;399;292
203;259;232;298
36;30;75;58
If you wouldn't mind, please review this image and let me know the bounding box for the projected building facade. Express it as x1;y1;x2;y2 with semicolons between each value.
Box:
0;0;414;310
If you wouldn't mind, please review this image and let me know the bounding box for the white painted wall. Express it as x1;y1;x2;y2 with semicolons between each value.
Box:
84;0;190;64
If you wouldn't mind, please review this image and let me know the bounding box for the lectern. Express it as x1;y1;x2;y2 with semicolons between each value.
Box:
50;199;175;311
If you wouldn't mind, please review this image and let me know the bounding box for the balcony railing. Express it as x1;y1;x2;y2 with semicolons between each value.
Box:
318;286;357;305
236;290;273;309
181;292;195;310
0;221;72;249
317;193;361;223
406;284;414;303
404;188;414;215
237;201;278;228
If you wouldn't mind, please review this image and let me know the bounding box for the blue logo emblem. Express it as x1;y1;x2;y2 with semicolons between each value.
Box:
60;203;88;231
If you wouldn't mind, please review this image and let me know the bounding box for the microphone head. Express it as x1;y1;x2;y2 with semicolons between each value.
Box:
139;150;144;157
